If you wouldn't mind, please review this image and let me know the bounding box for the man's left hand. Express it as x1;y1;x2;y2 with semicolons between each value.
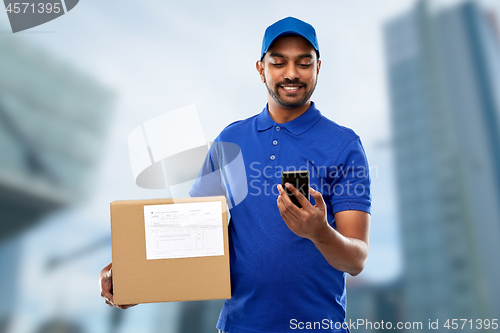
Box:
277;183;328;241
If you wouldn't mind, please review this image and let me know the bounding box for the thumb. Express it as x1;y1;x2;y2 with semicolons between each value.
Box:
309;187;326;211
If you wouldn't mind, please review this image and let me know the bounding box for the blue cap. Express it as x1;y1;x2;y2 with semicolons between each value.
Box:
261;17;320;60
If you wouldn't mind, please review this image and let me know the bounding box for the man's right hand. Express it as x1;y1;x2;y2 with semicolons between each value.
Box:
99;262;138;309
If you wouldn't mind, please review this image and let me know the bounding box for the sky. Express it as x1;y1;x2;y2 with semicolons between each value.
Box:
1;0;499;332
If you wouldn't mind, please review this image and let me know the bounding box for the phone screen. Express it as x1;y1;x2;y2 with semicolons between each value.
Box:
281;170;309;208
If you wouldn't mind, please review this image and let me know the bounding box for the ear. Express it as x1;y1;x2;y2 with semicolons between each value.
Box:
317;59;321;75
256;60;265;83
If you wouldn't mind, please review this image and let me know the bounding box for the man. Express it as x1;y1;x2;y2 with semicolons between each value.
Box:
100;17;371;333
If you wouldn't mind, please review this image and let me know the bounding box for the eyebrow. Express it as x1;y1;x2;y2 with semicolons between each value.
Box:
298;54;313;59
269;52;285;58
269;52;314;60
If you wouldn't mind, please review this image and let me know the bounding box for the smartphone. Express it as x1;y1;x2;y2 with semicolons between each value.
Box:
281;170;309;208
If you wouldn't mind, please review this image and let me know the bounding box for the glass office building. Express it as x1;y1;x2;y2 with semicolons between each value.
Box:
0;33;114;332
384;0;500;328
0;35;114;238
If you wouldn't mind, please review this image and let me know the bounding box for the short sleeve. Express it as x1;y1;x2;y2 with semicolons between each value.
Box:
189;140;227;198
329;137;371;215
189;139;248;209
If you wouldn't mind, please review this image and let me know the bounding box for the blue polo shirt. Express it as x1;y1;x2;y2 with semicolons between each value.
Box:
190;102;371;333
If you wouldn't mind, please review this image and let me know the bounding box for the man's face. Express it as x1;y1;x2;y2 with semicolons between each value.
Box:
258;35;321;109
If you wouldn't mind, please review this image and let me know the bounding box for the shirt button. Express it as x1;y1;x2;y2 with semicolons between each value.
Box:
275;126;281;131
270;155;276;160
273;140;278;145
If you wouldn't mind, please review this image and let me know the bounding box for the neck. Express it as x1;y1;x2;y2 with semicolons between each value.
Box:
267;98;312;124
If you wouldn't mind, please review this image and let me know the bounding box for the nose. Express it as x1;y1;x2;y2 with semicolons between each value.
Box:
283;63;299;81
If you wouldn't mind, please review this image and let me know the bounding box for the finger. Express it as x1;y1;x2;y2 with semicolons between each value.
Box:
100;278;114;299
105;298;116;308
277;195;296;224
101;290;114;302
106;298;129;310
101;284;115;305
309;187;326;211
99;263;112;281
284;182;311;209
277;185;301;219
99;263;113;292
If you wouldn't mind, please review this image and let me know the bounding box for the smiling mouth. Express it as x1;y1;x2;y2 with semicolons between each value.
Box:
279;85;303;92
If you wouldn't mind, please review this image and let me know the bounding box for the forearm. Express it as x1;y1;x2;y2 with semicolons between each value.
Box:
310;224;368;276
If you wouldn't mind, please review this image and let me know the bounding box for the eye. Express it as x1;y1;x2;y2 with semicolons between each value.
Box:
299;63;312;68
272;63;285;67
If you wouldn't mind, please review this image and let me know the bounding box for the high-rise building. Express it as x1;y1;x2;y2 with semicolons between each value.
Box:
0;31;114;332
346;278;404;332
0;34;114;240
384;0;500;327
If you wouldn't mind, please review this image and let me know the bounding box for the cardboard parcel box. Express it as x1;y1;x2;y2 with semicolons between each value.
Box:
110;196;231;305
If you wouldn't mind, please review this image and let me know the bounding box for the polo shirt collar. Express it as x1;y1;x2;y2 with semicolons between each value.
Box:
257;101;322;136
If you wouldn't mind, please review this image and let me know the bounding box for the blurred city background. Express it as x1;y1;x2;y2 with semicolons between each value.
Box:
0;0;499;332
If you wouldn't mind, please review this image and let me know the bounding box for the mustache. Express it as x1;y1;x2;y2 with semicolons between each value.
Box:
275;79;307;87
